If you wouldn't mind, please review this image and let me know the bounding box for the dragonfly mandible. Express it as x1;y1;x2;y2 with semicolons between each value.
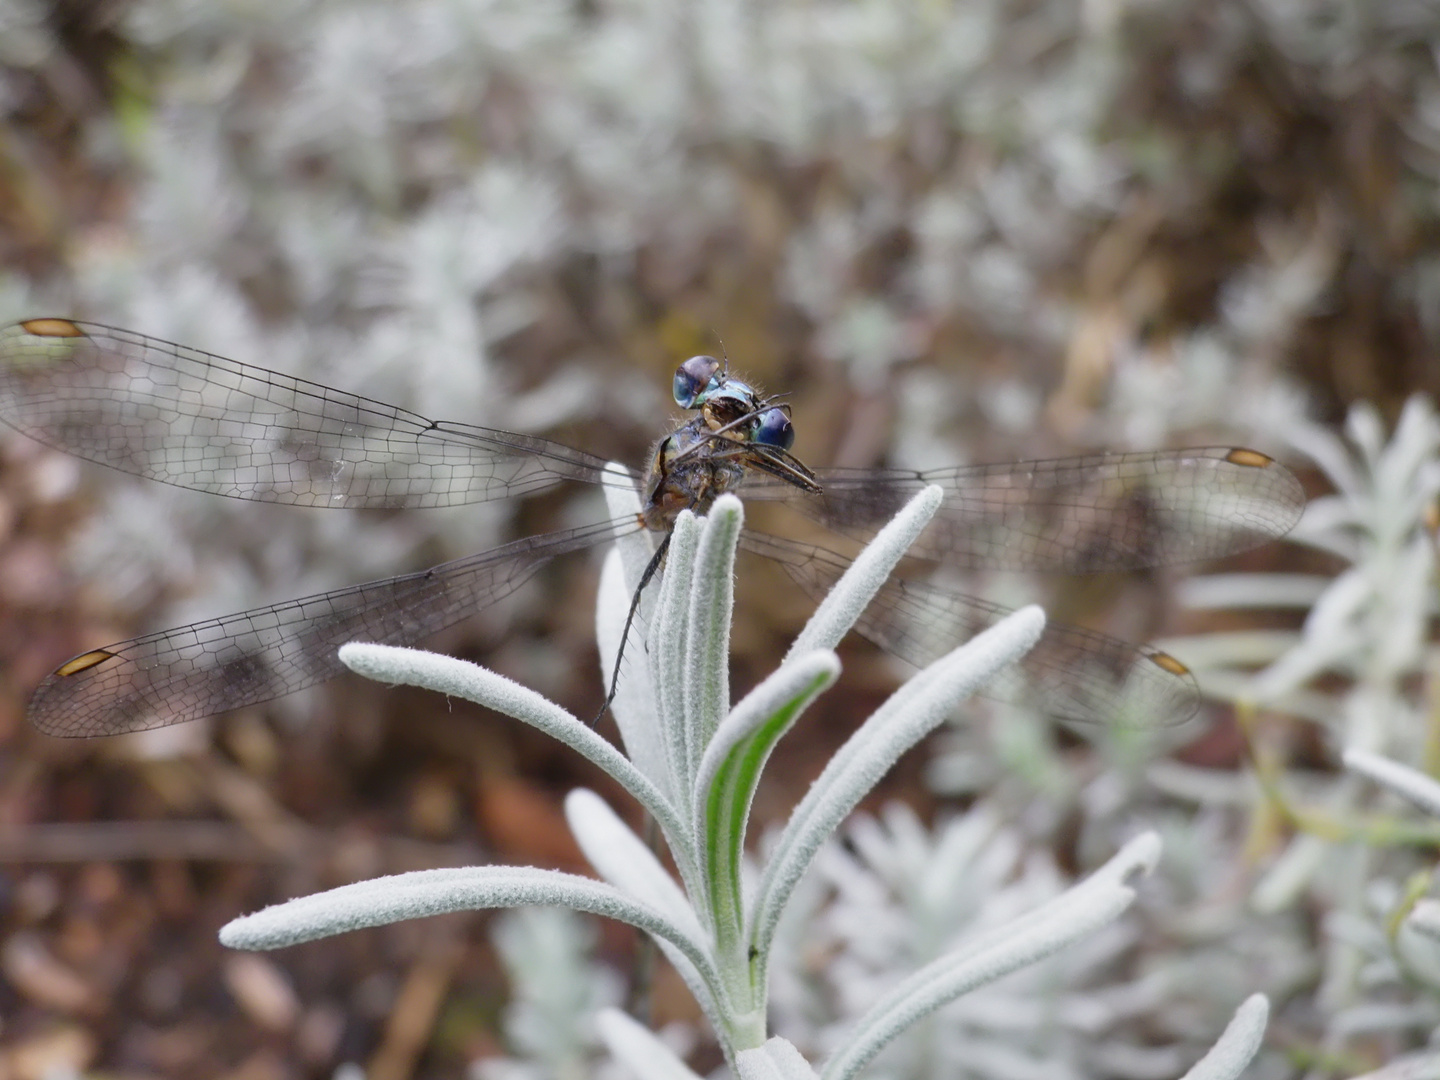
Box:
0;318;1305;737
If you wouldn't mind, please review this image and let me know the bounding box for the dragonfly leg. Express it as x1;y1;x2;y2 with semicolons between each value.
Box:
592;531;671;726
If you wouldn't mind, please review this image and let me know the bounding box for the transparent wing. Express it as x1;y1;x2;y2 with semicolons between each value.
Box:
0;319;626;508
742;532;1199;729
31;518;638;737
743;447;1304;572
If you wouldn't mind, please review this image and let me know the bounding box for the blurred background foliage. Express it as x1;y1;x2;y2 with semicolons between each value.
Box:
0;0;1437;1076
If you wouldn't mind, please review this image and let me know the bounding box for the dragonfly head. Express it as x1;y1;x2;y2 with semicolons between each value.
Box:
673;355;724;409
748;406;795;451
671;351;797;455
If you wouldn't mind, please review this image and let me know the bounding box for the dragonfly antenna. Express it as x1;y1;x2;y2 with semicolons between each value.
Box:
712;330;730;380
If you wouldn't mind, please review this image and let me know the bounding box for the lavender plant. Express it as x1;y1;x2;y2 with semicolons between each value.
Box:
1334;749;1440;1080
1074;397;1440;1073
218;486;1269;1077
475;906;628;1080
816;397;1438;1075
766;801;1159;1079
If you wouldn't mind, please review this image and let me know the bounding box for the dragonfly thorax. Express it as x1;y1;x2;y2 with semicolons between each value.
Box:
639;416;751;532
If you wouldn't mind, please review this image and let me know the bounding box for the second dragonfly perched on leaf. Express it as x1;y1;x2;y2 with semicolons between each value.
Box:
0;319;1305;737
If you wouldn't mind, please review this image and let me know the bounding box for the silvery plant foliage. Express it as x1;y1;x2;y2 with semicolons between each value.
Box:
908;408;1438;1073
764;801;1166;1079
1099;398;1437;1077
1207;398;1440;1063
686;399;1438;1078
218;487;1269;1078
474;906;631;1080
1332;749;1440;1080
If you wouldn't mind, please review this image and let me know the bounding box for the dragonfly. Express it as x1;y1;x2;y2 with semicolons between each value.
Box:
0;318;1305;738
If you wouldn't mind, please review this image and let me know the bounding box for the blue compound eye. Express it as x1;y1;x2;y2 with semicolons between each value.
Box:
673;355;723;408
751;407;795;450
